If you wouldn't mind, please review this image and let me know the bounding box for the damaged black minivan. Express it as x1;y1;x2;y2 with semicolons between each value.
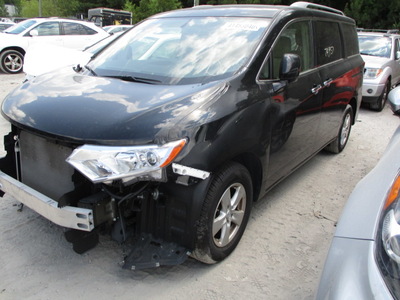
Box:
0;2;363;269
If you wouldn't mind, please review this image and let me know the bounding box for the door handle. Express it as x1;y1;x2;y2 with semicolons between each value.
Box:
323;78;333;87
311;84;322;95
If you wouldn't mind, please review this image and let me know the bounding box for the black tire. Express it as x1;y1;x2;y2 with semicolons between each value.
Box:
0;50;24;74
325;105;353;154
371;80;390;112
191;162;252;264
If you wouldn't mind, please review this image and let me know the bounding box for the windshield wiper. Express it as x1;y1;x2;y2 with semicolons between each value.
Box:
360;52;374;56
104;75;161;84
85;65;97;76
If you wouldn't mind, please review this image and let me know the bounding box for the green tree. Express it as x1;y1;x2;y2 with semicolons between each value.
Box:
388;0;400;29
20;0;79;17
124;0;181;23
0;0;8;16
5;0;22;16
345;0;400;29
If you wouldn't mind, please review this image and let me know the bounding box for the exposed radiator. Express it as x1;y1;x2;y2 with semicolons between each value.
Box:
19;131;76;201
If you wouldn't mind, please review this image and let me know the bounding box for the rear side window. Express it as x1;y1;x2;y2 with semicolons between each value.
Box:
62;22;97;35
341;23;359;56
395;39;400;60
315;21;343;65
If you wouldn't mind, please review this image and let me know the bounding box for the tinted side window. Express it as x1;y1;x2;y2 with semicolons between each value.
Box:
341;23;359;56
63;22;97;35
34;22;60;36
315;21;343;65
260;20;313;80
395;39;400;60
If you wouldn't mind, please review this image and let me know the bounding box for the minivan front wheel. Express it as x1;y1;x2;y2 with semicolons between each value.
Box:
192;162;252;264
0;50;24;74
325;105;353;154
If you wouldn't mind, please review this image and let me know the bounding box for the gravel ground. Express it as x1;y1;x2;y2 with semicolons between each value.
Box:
0;73;398;300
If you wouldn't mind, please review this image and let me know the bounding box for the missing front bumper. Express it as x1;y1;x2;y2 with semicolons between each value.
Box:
0;171;94;231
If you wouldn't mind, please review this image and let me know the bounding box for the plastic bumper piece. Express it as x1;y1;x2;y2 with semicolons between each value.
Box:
0;171;94;231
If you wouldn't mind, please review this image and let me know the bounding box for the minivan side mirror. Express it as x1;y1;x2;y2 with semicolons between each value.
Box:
279;53;300;83
388;86;400;115
29;29;39;37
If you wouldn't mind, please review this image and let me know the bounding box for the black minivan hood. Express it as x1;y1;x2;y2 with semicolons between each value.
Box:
2;68;228;145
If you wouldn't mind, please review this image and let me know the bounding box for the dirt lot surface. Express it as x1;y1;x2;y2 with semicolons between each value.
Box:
0;73;399;300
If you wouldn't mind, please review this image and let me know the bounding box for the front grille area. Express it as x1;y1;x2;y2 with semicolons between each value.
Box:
19;131;76;201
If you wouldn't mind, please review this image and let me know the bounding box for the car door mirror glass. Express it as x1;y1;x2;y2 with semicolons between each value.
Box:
396;51;400;60
29;29;38;37
280;53;300;83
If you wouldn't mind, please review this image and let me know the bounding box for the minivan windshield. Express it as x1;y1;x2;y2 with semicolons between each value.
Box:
89;16;270;85
4;19;38;34
358;35;392;58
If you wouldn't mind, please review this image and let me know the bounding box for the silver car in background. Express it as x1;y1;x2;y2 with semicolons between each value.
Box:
316;86;400;299
358;30;400;111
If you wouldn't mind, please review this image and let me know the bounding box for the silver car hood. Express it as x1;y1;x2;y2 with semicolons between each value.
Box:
334;125;400;240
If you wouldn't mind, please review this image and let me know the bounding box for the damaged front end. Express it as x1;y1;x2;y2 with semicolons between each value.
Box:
0;127;209;270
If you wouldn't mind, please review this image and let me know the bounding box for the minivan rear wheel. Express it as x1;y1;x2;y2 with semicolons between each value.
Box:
192;162;252;264
325;105;353;154
0;50;24;74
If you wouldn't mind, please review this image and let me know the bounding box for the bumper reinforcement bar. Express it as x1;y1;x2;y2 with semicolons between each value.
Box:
0;171;94;231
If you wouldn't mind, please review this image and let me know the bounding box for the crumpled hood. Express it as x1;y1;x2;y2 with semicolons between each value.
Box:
2;68;227;145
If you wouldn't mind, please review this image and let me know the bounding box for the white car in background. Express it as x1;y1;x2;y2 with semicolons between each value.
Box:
23;32;178;80
103;24;133;34
0;18;109;74
23;33;123;80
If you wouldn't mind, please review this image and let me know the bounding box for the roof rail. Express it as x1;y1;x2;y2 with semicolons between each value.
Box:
357;28;400;34
290;1;344;16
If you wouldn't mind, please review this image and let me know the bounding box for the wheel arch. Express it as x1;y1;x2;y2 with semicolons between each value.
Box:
387;75;392;87
232;152;262;202
349;96;358;125
1;46;25;57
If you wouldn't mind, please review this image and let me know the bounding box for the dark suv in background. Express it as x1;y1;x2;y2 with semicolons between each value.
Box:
0;2;363;269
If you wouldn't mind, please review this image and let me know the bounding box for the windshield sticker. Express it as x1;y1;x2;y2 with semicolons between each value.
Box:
223;22;261;32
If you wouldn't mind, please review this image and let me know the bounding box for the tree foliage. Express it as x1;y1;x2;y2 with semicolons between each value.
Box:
124;0;181;23
0;0;8;16
20;0;79;17
345;0;400;29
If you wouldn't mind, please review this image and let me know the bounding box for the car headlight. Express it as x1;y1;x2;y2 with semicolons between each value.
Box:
66;139;186;183
364;68;383;79
377;172;400;296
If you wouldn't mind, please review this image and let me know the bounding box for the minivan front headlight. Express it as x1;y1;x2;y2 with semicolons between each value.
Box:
364;68;383;79
376;172;400;296
66;139;186;183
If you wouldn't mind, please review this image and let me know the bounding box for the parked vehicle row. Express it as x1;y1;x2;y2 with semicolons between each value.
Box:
0;17;109;74
0;2;363;269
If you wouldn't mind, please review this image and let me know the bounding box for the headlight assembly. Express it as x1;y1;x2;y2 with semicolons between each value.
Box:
66;139;186;183
377;172;400;297
364;68;383;79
